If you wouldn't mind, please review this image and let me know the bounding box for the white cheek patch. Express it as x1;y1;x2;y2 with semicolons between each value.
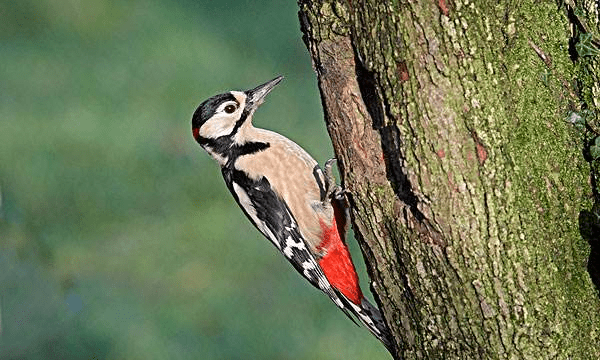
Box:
199;94;246;140
199;114;237;139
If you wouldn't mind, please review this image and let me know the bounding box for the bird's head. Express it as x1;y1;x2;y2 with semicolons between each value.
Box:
191;76;283;145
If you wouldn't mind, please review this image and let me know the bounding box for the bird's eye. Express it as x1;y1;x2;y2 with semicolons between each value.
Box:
224;104;237;113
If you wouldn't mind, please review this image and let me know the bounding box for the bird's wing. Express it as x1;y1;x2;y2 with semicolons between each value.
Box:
223;167;355;320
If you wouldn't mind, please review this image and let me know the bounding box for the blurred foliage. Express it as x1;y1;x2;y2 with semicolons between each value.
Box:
0;0;387;358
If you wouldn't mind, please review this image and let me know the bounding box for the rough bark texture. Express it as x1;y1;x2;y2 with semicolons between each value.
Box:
573;1;600;294
298;0;600;359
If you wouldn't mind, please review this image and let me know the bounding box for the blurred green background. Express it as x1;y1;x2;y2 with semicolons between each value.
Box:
0;0;388;359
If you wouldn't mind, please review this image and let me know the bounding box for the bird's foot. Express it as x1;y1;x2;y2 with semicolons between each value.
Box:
323;158;347;202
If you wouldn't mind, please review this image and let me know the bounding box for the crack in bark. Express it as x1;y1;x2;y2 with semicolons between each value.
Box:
353;43;447;248
353;45;424;221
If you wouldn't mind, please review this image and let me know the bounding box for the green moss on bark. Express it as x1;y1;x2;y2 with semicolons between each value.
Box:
299;0;600;358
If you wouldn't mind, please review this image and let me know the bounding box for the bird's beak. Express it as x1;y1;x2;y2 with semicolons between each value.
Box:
245;76;284;110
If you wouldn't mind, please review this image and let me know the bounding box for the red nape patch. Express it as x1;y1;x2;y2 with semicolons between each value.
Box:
192;127;200;140
317;218;363;305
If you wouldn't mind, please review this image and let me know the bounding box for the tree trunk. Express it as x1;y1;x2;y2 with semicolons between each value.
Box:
298;1;600;358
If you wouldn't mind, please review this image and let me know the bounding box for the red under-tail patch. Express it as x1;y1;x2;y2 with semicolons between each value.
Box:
317;217;363;305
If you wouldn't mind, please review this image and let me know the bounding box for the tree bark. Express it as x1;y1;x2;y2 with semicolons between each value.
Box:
298;1;600;358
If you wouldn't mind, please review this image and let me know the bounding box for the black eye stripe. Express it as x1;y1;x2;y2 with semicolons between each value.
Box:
192;92;239;129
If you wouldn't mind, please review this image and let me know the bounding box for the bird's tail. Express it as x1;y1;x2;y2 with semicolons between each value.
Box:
339;294;395;353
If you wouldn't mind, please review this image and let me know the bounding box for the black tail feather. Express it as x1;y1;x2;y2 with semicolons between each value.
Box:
336;292;395;354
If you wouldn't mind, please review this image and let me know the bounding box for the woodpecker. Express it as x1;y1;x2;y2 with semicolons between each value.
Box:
191;76;393;351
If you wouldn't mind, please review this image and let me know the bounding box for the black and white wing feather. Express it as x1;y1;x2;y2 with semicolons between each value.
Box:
223;167;354;319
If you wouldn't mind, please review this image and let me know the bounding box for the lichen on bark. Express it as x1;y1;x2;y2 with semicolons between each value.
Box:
299;0;600;359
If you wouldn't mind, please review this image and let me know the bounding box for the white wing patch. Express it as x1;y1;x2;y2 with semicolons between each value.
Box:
301;260;316;270
232;182;280;250
282;235;306;258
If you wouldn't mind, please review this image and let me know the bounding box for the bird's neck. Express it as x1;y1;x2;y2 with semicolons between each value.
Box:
202;127;271;169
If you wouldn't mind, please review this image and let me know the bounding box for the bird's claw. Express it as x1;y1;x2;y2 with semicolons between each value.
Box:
323;158;347;202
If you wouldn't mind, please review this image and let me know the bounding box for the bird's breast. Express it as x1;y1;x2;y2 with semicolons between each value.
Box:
233;133;333;249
